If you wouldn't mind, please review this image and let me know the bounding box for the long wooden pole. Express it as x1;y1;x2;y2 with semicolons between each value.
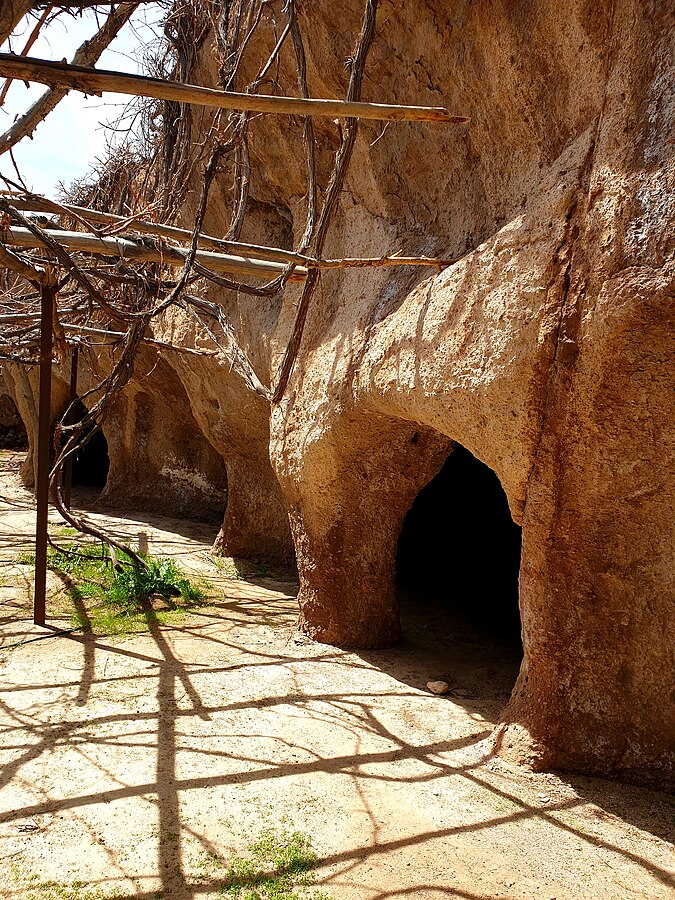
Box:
2;226;307;280
4;196;462;271
0;54;469;124
6;195;303;266
34;278;56;627
62;345;78;512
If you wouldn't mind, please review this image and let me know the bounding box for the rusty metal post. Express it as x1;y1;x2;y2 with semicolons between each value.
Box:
34;278;56;627
62;344;78;511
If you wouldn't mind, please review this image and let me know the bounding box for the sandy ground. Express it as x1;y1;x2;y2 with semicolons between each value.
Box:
0;450;673;900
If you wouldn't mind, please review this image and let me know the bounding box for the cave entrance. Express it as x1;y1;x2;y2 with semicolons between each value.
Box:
68;399;110;490
396;443;523;705
0;391;27;450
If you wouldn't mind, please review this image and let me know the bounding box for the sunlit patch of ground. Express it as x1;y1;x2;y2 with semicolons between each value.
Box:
0;451;673;900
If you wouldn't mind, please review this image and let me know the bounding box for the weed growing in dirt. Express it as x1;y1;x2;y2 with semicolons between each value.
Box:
53;526;79;539
7;865;120;900
19;541;207;634
215;830;332;900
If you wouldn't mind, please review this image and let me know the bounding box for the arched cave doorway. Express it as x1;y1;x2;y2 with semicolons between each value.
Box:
396;443;523;704
68;399;110;491
0;391;27;450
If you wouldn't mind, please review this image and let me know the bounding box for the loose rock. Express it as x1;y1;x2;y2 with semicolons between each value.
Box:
427;681;450;695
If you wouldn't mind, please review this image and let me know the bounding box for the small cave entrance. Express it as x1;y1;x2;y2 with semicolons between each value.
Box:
396;444;523;706
0;392;28;450
67;399;110;490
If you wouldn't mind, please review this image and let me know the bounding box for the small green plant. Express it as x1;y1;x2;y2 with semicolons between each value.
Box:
209;554;241;579
107;555;205;608
20;540;207;634
6;865;118;900
218;830;332;900
53;525;79;539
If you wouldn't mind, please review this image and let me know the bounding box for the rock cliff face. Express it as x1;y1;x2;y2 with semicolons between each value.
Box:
7;0;674;786
181;0;673;785
3;347;228;522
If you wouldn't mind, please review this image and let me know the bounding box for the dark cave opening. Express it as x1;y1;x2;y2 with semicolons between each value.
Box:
396;444;523;689
69;400;110;490
0;392;27;450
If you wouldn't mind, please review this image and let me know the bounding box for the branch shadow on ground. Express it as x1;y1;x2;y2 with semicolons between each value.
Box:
0;452;672;898
0;586;673;900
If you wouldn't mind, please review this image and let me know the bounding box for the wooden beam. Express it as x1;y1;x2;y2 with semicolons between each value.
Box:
2;226;307;281
6;196;462;271
6;195;304;266
34;277;57;627
0;54;470;124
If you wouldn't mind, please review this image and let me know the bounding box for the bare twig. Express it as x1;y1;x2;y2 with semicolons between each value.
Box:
0;4;53;108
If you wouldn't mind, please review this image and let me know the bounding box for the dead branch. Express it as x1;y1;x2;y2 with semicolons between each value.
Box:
0;1;34;46
0;52;470;122
183;292;271;400
0;242;45;284
50;322;149;568
0;198;123;320
272;0;379;403
286;0;317;251
0;4;53;107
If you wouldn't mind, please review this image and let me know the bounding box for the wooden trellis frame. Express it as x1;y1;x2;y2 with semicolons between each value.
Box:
0;19;470;628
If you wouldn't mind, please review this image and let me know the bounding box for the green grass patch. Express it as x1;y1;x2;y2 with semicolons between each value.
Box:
218;830;332;900
7;865;119;900
20;541;208;635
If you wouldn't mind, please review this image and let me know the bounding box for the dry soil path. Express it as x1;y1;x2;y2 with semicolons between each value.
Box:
0;451;673;899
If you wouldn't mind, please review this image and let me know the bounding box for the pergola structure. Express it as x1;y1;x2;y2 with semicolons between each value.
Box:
0;17;469;626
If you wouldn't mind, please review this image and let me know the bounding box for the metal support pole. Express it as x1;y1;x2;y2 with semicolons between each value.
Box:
62;345;78;511
34;280;56;627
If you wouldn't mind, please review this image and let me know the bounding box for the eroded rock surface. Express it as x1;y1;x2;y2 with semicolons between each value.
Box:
5;0;674;786
189;0;673;785
2;346;228;523
0;376;28;450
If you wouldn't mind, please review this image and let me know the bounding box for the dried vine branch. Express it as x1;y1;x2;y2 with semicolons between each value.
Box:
0;4;53;107
272;0;379;402
0;1;34;46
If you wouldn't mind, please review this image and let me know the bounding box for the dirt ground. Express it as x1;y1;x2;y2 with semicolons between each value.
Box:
0;450;672;900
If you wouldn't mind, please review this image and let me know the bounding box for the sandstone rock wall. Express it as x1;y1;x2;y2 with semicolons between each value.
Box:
170;0;673;785
6;0;673;786
2;346;228;523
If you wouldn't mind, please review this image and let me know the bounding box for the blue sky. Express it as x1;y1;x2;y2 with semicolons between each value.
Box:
0;5;165;197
